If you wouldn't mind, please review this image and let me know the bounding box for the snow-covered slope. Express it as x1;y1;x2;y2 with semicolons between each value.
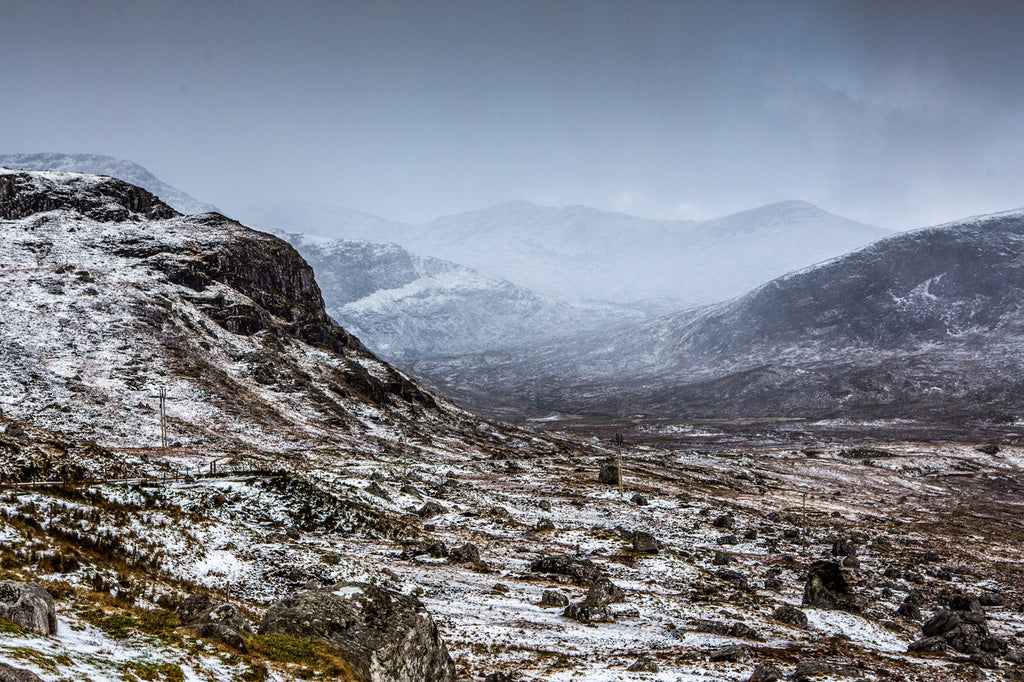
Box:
248;199;892;311
0;153;218;215
282;233;644;360
412;208;1024;422
0;168;546;461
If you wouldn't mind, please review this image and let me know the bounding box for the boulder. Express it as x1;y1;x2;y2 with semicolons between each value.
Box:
709;644;752;663
177;594;252;633
747;661;783;681
585;578;625;606
630;493;649;506
562;602;615;623
416;501;447;518
908;635;948;653
530;555;602;585
598;463;619;485
922;601;988;653
448;543;481;564
258;583;455;682
631;531;659;554
182;622;249;653
540;590;569;607
802;561;860;612
772;604;807;628
0;663;44;682
0;582;56;635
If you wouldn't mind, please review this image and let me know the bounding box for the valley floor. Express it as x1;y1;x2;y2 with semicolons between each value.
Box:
1;432;1023;681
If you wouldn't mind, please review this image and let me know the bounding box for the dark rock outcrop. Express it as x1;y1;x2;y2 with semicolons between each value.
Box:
258;583;455;682
0;662;44;682
0;582;56;635
802;561;860;613
772;604;808;628
562;602;614;623
585;578;625;606
530;555;602;585
921;595;989;654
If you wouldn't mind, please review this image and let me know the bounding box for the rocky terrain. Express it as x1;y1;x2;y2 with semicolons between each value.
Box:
1;169;1022;681
412;208;1024;427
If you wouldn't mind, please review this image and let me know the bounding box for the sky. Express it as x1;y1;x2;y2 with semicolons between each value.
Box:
2;0;1024;229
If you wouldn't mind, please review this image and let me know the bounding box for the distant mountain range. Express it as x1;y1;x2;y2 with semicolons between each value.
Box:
280;233;643;360
411;208;1024;423
0;153;219;215
245;199;893;312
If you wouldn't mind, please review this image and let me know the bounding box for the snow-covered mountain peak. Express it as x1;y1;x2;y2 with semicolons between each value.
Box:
0;153;218;215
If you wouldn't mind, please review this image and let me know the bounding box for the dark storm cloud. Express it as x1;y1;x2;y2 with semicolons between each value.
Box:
2;0;1023;228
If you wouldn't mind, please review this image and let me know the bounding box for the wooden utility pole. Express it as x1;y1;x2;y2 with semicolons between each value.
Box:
159;387;167;448
614;433;624;498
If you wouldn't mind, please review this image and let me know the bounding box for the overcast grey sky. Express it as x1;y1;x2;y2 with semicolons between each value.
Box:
2;0;1023;229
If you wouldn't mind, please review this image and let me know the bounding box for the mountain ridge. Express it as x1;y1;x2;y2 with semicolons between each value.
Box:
409;206;1024;424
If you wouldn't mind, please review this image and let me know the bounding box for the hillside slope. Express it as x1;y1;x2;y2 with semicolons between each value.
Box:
412;209;1024;423
0;169;552;464
284;233;643;360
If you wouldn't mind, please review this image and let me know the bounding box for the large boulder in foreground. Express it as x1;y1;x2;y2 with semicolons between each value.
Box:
258;582;455;682
0;582;56;635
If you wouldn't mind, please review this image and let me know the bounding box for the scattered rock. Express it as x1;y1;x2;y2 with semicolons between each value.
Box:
802;561;860;613
585;578;625;606
0;662;44;682
538;499;552;511
831;537;857;557
416;501;447;518
712;513;735;529
709;644;752;663
626;656;659;672
492;583;510;594
182;622;249;653
791;659;852;680
712;551;732;566
976;444;1000;455
631;493;649;506
483;673;513;682
896;601;922;621
979;592;1004;607
598;463;619;485
747;661;783;681
530;555;602;585
632;531;659;554
3;424;26;439
908;635;948;653
258;583;455;682
716;569;749;591
366;481;391;500
772;604;808;628
176;594;252;634
969;652;997;668
540;590;569;607
448;543;481;563
535;518;556;532
0;582;56;635
563;602;615;623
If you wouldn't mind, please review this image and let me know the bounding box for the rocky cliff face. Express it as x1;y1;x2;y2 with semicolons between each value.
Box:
0;169;549;461
412;209;1024;423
